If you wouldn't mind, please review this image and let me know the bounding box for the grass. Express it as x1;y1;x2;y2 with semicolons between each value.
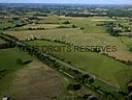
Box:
27;40;132;92
0;48;31;71
0;48;32;95
0;21;14;30
37;15;67;24
119;37;132;49
0;47;95;100
70;17;107;33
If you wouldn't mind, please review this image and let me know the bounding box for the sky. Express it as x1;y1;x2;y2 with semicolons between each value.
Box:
0;0;132;4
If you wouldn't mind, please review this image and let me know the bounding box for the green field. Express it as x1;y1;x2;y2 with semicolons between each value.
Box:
119;37;132;50
0;18;25;30
0;48;32;95
27;39;132;92
0;47;97;99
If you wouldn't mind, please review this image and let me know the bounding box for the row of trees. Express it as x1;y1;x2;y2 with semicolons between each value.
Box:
105;22;132;37
0;34;17;49
0;42;15;49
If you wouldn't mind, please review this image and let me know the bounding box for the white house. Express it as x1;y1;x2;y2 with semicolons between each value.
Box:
2;97;8;100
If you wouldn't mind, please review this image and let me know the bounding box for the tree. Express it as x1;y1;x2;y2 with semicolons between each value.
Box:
63;20;70;24
80;27;84;30
67;83;81;91
72;24;77;28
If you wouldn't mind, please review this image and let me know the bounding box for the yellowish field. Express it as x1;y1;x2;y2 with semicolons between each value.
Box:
14;24;62;30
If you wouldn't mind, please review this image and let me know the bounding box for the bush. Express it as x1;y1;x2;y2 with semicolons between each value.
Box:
63;20;70;24
72;24;77;28
57;25;69;28
67;83;82;91
80;27;84;30
129;47;132;52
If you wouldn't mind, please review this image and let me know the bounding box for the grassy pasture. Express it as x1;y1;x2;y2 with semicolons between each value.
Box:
35;16;115;33
37;16;68;24
0;48;31;71
69;17;108;33
0;48;32;95
0;18;24;30
0;21;14;30
119;37;132;47
118;36;132;53
27;40;132;92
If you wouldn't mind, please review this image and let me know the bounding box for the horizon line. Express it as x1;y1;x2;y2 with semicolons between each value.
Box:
0;2;132;5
